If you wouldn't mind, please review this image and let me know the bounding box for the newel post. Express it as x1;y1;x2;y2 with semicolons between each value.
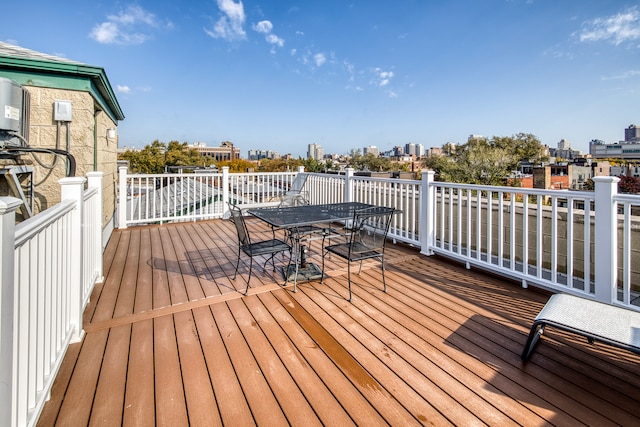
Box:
222;166;230;218
87;171;104;282
118;166;128;229
344;168;354;203
60;177;87;342
0;197;23;427
592;176;619;304
420;170;435;256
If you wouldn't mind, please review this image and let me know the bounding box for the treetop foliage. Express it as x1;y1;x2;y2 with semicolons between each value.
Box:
422;133;549;186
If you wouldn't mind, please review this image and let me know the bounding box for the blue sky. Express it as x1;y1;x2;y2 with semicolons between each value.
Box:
2;1;639;157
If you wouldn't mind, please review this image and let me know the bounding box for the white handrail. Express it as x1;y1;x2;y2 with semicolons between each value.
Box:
0;173;104;427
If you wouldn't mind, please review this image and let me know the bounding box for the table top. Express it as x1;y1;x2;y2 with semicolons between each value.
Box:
247;202;376;228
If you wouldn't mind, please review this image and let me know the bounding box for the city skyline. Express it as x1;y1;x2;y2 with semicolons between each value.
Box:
2;1;639;157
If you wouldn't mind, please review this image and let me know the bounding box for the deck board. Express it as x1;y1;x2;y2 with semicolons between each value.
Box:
37;218;640;426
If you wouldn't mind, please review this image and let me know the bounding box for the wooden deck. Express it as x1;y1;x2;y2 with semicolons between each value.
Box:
38;218;640;426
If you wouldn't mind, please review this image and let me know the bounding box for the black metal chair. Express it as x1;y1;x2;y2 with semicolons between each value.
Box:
278;189;332;245
321;206;395;302
228;204;291;295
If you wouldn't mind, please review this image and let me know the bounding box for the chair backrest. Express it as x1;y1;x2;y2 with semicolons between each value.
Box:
349;206;395;252
228;204;251;248
278;189;310;207
289;172;309;192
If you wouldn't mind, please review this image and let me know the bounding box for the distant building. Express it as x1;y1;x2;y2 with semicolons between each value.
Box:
625;124;640;142
248;149;279;160
550;139;583;160
468;134;485;142
611;164;640;178
363;146;379;156
591;161;610;177
532;164;570;190
307;143;324;161
424;147;439;157
190;141;240;161
590;124;640;160
404;143;424;157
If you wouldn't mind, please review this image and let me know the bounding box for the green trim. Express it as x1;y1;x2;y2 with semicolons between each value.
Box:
93;113;98;171
0;56;125;122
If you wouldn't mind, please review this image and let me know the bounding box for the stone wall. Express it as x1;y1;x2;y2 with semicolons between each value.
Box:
24;85;117;228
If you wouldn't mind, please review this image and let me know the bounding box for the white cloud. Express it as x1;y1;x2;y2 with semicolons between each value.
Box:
602;70;640;80
205;0;246;41
253;20;284;48
89;5;170;45
372;68;394;87
266;34;284;47
117;85;131;94
314;53;326;67
576;6;640;46
253;20;273;34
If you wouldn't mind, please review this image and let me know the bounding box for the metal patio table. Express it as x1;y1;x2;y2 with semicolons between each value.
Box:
247;202;375;291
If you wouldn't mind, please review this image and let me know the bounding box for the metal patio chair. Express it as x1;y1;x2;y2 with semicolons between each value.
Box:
228;204;291;295
321;206;395;302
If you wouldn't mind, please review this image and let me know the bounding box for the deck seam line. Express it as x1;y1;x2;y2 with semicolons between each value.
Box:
84;255;419;333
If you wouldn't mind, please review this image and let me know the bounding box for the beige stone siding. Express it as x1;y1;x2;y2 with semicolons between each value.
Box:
24;85;117;228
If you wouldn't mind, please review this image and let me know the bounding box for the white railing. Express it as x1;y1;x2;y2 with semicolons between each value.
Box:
612;191;640;307
0;173;104;427
351;175;421;246
118;167;298;226
117;167;640;310
421;172;640;310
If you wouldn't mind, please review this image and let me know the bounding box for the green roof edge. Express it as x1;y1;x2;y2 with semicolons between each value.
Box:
0;55;125;122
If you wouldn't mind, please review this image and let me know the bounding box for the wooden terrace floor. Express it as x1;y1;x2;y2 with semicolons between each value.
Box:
38;218;640;426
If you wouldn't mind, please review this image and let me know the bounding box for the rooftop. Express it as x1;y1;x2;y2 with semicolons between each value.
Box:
37;218;640;426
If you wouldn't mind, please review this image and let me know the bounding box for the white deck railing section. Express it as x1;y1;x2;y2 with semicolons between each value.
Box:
117;168;640;312
0;173;104;427
118;167;298;226
3;166;639;426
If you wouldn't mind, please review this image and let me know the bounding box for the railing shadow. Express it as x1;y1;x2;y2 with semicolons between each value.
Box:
442;313;640;425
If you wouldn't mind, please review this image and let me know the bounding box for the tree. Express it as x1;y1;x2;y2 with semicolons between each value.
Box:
216;159;256;172
618;176;640;194
491;133;548;164
165;141;202;167
302;157;324;172
583;178;595;191
348;152;393;171
422;133;548;186
257;158;304;172
119;140;166;173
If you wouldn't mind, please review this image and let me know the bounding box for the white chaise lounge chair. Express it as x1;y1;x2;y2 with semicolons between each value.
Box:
521;293;640;361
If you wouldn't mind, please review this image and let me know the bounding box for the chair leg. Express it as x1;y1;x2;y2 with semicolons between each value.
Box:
233;248;241;280
381;256;387;293
320;249;326;284
347;262;352;302
521;323;545;361
244;257;254;296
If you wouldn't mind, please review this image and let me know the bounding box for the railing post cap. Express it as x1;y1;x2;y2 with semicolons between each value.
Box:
592;176;620;183
59;177;87;186
86;171;104;178
0;196;23;214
